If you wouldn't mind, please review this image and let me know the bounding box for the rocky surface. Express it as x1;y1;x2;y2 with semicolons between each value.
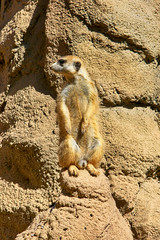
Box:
16;170;133;240
0;1;60;239
0;0;160;239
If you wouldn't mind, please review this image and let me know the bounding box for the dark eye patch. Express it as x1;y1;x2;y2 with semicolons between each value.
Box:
58;59;67;66
74;61;81;71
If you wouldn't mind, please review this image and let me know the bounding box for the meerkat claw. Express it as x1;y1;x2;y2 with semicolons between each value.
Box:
68;165;79;177
87;163;100;176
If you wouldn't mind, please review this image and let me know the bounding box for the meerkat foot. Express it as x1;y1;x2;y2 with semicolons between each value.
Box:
68;165;79;177
77;159;87;169
87;163;100;176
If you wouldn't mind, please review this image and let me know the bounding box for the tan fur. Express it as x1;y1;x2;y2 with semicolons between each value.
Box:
51;55;104;176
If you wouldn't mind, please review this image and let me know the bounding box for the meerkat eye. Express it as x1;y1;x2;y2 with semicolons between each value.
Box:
58;59;67;66
74;61;81;71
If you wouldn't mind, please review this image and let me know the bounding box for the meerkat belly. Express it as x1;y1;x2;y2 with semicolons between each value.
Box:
66;88;88;138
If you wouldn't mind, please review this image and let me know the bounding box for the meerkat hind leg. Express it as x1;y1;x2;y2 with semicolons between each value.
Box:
87;163;100;176
68;165;79;177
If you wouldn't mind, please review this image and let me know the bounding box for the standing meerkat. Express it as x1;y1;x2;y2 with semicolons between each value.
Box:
51;55;104;176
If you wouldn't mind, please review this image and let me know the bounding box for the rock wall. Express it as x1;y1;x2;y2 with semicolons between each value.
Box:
0;0;160;239
0;1;60;239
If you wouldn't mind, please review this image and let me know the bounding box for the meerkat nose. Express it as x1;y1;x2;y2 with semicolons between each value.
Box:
51;63;56;70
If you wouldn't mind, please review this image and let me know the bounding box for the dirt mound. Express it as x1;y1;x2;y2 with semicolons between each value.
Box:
16;170;133;240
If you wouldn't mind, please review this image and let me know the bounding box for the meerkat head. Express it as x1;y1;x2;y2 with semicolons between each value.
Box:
51;55;89;81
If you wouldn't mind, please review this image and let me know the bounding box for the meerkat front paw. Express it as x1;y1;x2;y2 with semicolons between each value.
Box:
68;165;79;177
77;159;87;169
65;125;72;135
87;163;100;176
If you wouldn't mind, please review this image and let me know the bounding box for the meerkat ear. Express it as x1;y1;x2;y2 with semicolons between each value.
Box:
74;61;81;71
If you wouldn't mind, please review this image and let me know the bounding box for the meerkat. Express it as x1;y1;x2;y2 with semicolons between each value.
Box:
51;55;104;176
